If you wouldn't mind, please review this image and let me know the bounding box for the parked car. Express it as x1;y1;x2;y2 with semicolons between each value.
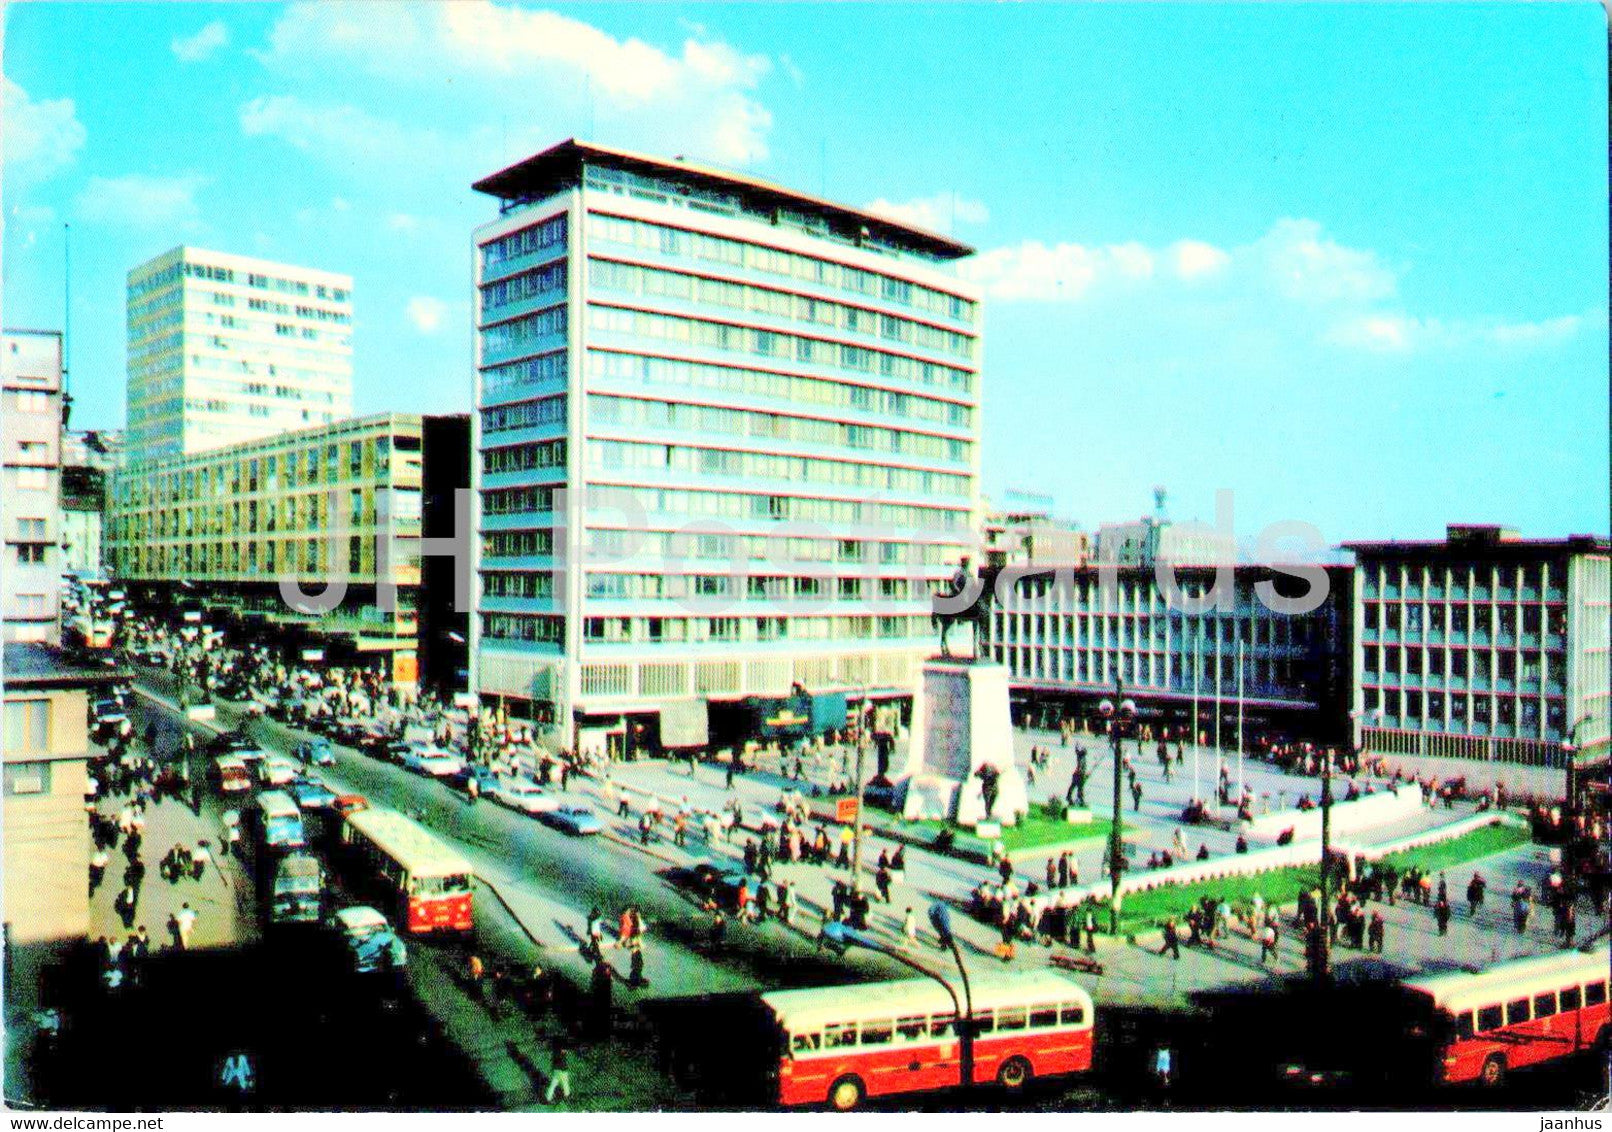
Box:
536;804;605;836
90;698;127;729
373;739;412;765
329;906;407;974
256;755;300;788
331;793;369;816
288;775;339;811
402;748;465;778
448;763;501;794
491;779;561;815
682;862;750;911
294;737;336;767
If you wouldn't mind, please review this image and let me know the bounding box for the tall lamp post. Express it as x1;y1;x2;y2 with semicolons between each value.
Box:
1099;682;1137;934
1562;714;1591;886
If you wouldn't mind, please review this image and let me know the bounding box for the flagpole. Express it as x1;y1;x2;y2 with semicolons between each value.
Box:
1237;633;1246;803
1191;622;1200;802
1214;615;1223;809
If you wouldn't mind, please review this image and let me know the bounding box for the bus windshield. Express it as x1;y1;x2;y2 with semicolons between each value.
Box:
409;872;471;896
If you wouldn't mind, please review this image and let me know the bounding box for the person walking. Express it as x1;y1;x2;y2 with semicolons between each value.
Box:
1159;918;1181;960
1083;906;1098;953
1466;872;1486;917
1258;921;1278;964
174;901;198;949
1130;777;1144;812
1434;896;1451;937
544;1039;573;1104
1367;911;1385;953
1511;883;1532;933
902;907;919;950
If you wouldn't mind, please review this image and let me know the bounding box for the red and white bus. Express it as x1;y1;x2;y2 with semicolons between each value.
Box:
760;969;1095;1110
341;808;473;935
1403;949;1609;1086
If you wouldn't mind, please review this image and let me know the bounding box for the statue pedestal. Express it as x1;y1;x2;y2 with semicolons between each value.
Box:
901;659;1028;828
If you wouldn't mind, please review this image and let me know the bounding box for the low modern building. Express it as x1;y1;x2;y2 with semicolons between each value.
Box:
983;510;1089;570
125;246;353;459
106;413;470;691
986;562;1353;746
1345;525;1611;768
2;330;65;644
469;140;983;752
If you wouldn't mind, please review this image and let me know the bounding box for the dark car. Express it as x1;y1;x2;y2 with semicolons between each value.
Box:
375;740;412;766
447;763;501;794
288;775;339;811
680;862;750;911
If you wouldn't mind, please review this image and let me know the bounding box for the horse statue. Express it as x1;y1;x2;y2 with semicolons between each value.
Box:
930;557;991;660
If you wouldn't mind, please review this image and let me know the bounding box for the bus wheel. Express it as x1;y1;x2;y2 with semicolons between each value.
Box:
1480;1055;1506;1087
998;1056;1033;1091
828;1075;865;1111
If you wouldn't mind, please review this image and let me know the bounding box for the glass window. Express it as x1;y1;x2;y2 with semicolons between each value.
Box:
929;1014;956;1040
3;700;49;751
860;1020;893;1046
1476;1005;1503;1032
1534;993;1558;1018
972;1011;995;1036
1586;982;1607;1007
996;1006;1027;1032
791;1032;821;1054
1505;999;1530;1026
1030;1007;1059;1029
1560;986;1582;1011
1059;1003;1086;1026
823;1023;856;1049
1453;1012;1474;1040
895;1016;927;1043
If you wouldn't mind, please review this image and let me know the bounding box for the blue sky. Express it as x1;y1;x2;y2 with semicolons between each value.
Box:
4;2;1606;548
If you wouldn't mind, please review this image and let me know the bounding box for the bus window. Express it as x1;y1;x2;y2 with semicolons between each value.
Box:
929;1014;956;1040
412;873;472;896
1505;999;1531;1026
996;1006;1027;1032
1454;1012;1474;1040
861;1020;893;1046
1586;982;1608;1008
1060;1003;1086;1026
824;1024;857;1050
791;1032;821;1055
973;1011;995;1036
1534;993;1558;1018
1477;1005;1503;1032
896;1016;927;1043
1030;1006;1059;1030
1560;986;1583;1011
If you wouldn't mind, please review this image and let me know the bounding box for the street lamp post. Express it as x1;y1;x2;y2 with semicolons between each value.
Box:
851;734;868;897
1099;682;1136;935
1563;714;1591;886
822;906;976;1095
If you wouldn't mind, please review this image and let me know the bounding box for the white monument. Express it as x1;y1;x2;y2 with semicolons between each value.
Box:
900;659;1029;827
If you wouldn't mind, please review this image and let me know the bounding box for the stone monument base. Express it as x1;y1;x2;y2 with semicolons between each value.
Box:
898;774;960;823
903;659;1028;829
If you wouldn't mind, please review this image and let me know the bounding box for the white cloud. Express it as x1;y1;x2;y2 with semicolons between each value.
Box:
331;197;352;213
172;20;230;63
1257;217;1396;304
2;78;86;182
240;95;426;166
1488;314;1582;346
388;213;420;232
247;2;775;168
864;193;989;236
406;296;447;335
1170;239;1229;280
75;174;208;228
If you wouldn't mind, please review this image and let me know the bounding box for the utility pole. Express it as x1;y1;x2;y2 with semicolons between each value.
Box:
851;734;868;896
1317;741;1333;981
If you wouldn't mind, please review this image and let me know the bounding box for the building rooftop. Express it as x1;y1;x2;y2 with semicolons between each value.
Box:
3;642;128;691
473;138;975;261
1343;524;1610;557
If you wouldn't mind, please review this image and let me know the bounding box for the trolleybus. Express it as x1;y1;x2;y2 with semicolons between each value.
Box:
340;808;473;934
760;968;1095;1109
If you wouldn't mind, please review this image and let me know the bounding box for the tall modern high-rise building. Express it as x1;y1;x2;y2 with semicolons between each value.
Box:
470;140;982;753
126;246;353;458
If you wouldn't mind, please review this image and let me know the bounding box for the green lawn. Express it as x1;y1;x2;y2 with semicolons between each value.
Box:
884;805;1118;859
1106;820;1530;935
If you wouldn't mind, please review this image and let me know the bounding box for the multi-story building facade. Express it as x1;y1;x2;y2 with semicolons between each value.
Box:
1346;525;1611;767
126;246;352;458
106;413;469;690
470;140;982;750
987;563;1353;744
60;429;122;580
2;330;65;644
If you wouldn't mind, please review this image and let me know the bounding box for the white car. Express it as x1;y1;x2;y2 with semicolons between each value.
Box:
491;779;561;815
257;755;299;787
402;747;465;778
